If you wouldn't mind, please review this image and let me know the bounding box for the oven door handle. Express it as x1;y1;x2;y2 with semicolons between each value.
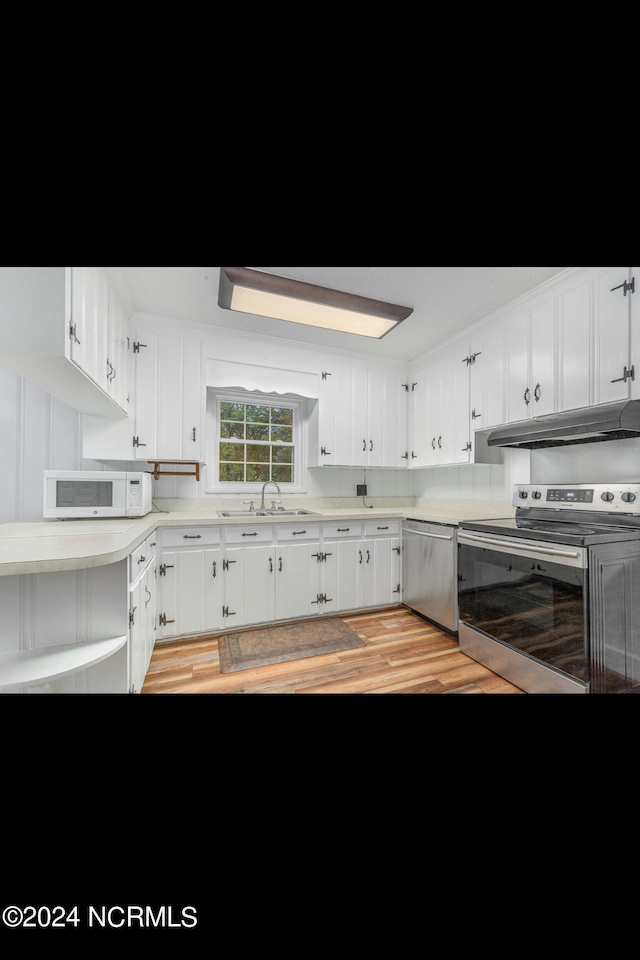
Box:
458;531;584;562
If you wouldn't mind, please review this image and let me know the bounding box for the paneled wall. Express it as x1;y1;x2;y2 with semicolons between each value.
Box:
411;448;530;503
0;366;103;523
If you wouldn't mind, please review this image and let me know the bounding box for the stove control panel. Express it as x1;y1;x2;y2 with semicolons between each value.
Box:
513;483;640;513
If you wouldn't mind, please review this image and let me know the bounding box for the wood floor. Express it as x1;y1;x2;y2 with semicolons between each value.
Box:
141;606;525;694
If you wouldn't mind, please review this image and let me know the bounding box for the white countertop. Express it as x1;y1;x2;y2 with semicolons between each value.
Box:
0;499;515;576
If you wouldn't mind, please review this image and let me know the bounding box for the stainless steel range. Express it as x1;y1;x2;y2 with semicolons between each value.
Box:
457;483;640;694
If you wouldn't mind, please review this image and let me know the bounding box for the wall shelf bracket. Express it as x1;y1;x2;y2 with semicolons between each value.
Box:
147;461;201;481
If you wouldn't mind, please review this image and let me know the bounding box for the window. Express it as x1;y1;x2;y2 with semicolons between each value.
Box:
208;390;305;491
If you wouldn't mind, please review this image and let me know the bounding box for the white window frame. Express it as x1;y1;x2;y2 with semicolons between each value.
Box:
205;388;308;496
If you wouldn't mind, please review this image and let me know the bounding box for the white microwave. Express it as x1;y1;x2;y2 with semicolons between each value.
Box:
43;470;153;519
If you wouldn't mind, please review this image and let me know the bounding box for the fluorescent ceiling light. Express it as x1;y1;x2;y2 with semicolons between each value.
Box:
218;267;413;339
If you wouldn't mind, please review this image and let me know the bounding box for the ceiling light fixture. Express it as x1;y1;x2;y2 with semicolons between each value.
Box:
218;266;413;339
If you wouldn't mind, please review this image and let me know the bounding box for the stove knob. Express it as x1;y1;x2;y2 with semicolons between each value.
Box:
600;492;615;502
531;490;542;499
519;490;529;499
621;492;637;503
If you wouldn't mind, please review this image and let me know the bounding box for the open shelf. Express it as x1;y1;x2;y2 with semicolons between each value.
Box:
147;461;201;480
0;635;128;690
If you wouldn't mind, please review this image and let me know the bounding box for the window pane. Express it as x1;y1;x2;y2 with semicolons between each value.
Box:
220;462;245;481
217;396;296;486
221;421;244;439
246;444;270;462
247;422;269;441
271;407;293;425
272;445;293;463
220;442;242;462
270;424;292;443
220;402;244;421
273;464;293;482
246;405;270;423
246;463;270;482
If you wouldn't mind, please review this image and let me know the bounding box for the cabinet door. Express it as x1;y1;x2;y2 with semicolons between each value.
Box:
157;546;221;638
157;335;203;460
596;267;632;404
275;542;322;620
481;322;506;428
558;279;592;412
107;289;130;411
315;363;336;464
222;544;274;628
333;359;355;465
70;266;110;390
366;367;385;466
331;539;358;612
142;565;156;674
505;311;531;422
132;331;158;458
451;348;471;464
530;300;556;417
423;358;440;466
351;364;369;467
408;365;429;466
129;577;145;692
359;537;402;608
382;371;410;467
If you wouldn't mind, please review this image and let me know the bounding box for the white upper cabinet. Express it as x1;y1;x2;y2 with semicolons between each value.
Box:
351;363;409;468
595;267;634;404
131;331;203;461
409;343;470;466
467;329;505;430
312;358;409;468
505;301;556;422
557;278;592;412
0;266;128;418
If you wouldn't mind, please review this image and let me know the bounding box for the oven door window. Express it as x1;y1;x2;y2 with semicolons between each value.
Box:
458;544;588;683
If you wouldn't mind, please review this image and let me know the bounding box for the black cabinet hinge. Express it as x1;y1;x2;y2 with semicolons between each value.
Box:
610;277;635;296
463;351;482;365
133;341;147;353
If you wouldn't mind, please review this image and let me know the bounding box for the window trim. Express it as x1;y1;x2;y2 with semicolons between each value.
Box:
205;387;308;496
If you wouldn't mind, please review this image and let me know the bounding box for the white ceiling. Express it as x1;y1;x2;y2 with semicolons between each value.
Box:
118;266;569;362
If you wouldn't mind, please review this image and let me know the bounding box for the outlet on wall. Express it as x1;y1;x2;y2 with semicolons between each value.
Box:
356;484;367;496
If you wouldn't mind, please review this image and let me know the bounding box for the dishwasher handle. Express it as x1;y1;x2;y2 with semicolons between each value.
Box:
403;527;453;541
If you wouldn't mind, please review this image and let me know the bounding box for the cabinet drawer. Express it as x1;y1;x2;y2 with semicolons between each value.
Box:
364;519;401;537
323;521;363;539
162;526;221;547
129;535;156;582
224;524;274;544
276;521;321;541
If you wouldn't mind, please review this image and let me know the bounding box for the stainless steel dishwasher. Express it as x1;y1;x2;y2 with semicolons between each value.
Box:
402;518;458;633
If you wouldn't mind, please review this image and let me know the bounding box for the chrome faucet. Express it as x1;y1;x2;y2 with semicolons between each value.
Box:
260;480;281;512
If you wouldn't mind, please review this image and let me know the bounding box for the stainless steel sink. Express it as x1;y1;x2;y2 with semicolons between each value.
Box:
268;509;320;516
217;509;320;518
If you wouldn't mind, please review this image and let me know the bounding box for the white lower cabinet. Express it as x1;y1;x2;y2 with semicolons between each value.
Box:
155;517;403;641
128;532;157;692
315;519;401;616
156;526;222;639
275;524;323;620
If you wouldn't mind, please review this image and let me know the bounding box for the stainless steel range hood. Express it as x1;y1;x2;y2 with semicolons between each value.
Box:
487;401;640;449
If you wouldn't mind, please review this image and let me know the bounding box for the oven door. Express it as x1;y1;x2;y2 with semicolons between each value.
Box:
457;531;589;693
